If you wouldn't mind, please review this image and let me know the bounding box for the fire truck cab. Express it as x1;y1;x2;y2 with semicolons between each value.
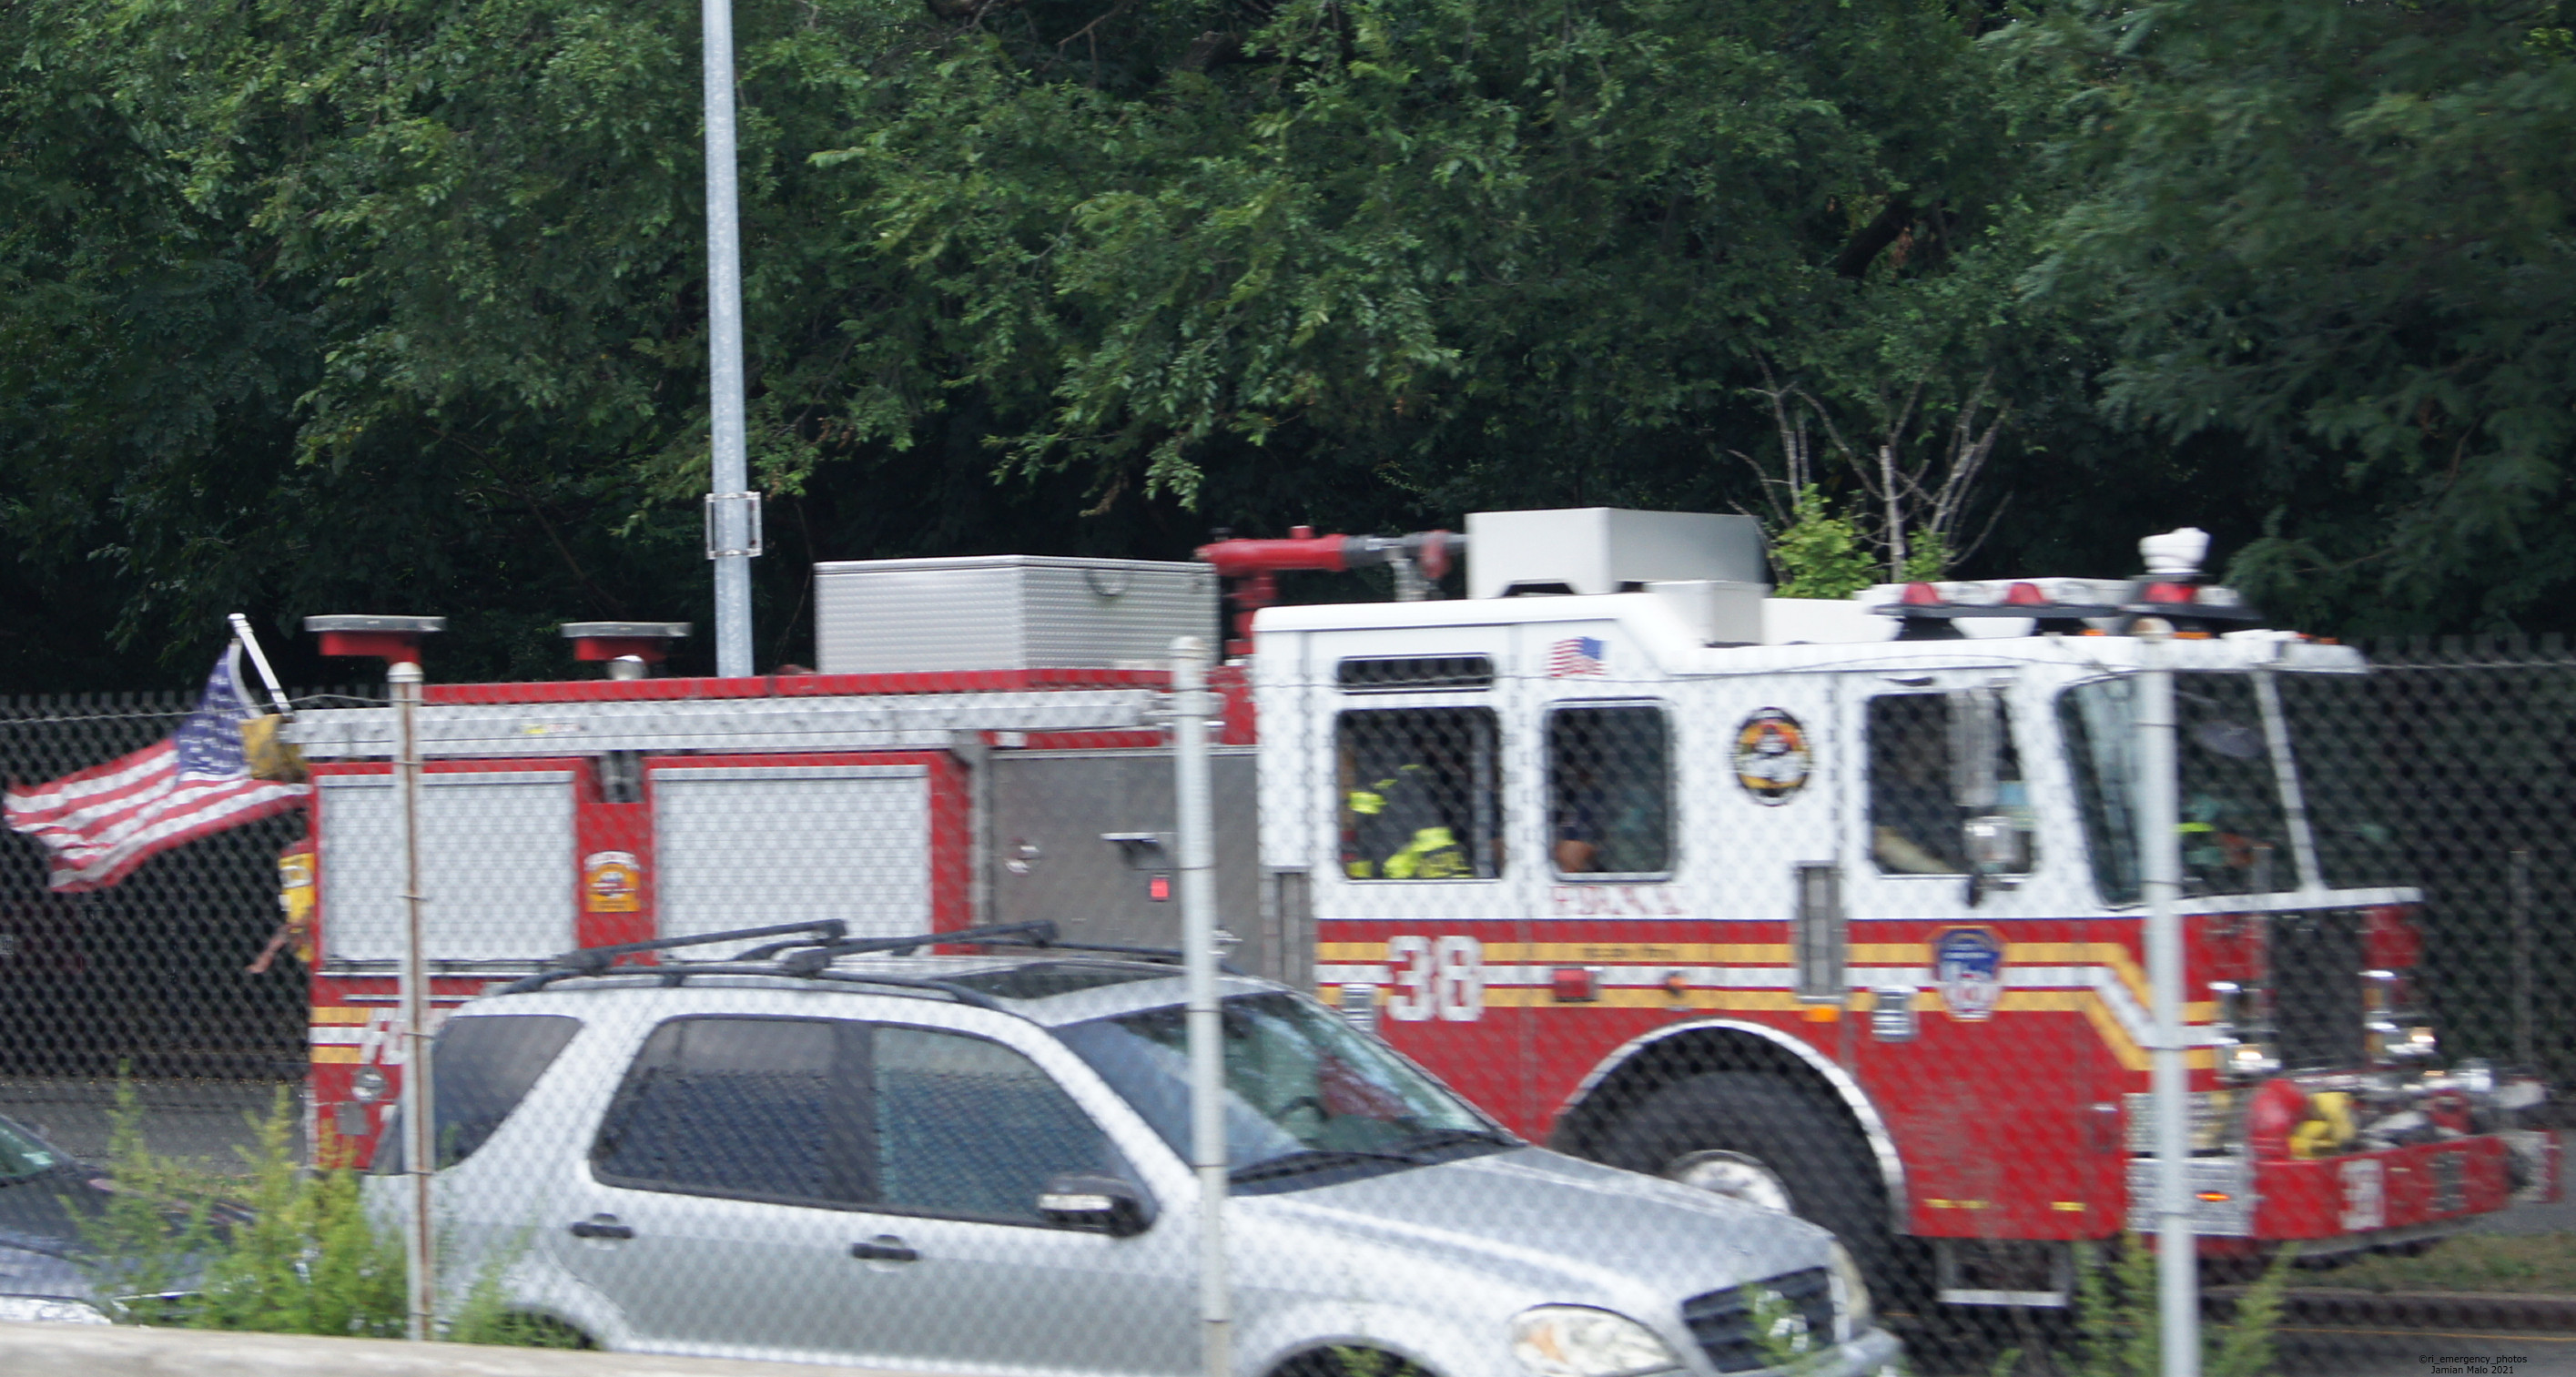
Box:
284;507;2556;1311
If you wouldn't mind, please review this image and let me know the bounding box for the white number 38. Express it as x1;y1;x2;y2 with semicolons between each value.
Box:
1386;936;1484;1023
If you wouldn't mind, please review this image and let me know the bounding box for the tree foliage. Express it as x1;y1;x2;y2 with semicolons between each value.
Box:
2011;0;2576;633
2;0;2569;690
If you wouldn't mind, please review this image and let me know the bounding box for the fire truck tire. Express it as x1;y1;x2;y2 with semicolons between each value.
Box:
1596;1072;1922;1307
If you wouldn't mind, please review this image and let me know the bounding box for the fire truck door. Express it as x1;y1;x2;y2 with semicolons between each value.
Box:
651;764;931;942
1845;677;2105;1228
989;749;1263;974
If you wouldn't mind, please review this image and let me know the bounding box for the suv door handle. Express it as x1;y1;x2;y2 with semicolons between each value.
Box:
850;1235;918;1262
568;1216;635;1240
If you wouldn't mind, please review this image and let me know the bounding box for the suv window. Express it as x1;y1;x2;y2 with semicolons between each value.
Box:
593;1017;869;1208
371;1013;583;1175
431;1014;582;1168
875;1027;1117;1225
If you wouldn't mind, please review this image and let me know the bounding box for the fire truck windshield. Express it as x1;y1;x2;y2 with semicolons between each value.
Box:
2274;672;2403;889
2060;673;2297;902
1057;993;1505;1183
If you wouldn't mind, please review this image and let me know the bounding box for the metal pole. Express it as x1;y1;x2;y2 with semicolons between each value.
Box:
390;660;435;1342
1171;636;1231;1377
227;613;296;718
2513;847;2535;1069
2136;622;2196;1377
703;0;756;677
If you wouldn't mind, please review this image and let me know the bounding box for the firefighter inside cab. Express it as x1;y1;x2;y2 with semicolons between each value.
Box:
1339;711;1495;879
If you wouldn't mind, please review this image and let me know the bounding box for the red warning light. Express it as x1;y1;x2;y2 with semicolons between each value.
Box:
2143;582;2196;604
2004;582;2049;607
1148;875;1171;902
1900;582;1944;606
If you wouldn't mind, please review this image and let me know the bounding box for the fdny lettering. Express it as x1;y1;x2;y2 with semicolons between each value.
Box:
1548;886;1685;917
1571;945;1683;962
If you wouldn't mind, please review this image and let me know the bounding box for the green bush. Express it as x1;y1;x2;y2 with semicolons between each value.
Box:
73;1078;568;1346
2064;1236;2294;1377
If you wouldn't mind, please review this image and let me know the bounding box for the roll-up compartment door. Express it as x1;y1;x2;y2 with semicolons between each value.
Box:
318;771;577;963
653;764;930;941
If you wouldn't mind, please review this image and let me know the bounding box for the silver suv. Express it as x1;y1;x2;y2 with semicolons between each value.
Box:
382;922;1902;1377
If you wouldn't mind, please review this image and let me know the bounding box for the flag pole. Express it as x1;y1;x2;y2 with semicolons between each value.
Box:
228;613;296;718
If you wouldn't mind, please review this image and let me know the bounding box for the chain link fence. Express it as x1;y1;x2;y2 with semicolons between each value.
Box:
2;636;2571;1374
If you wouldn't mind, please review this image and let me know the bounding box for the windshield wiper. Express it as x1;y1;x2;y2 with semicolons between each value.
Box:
1386;1127;1517;1155
1228;1148;1425;1183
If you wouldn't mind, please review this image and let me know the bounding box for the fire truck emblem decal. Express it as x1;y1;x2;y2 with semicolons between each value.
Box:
1932;927;2007;1021
1730;709;1810;804
583;849;644;913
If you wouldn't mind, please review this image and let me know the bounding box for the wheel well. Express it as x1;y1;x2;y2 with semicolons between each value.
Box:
462;1311;595;1349
1268;1346;1435;1377
1549;1026;1895;1207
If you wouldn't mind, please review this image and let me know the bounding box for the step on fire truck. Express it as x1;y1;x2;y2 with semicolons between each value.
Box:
282;507;2557;1309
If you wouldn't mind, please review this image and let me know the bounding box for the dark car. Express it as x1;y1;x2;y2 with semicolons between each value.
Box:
0;1112;113;1324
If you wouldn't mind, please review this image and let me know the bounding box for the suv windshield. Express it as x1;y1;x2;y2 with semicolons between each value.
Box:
2062;673;2299;902
1057;993;1506;1190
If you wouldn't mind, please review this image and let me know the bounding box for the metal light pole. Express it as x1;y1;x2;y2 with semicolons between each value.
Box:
2137;620;2198;1377
390;659;436;1342
1171;636;1232;1377
702;0;757;677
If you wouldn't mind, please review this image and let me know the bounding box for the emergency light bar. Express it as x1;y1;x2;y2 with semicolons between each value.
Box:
304;614;446;664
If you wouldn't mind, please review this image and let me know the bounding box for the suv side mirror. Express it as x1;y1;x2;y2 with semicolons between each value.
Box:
1038;1173;1153;1237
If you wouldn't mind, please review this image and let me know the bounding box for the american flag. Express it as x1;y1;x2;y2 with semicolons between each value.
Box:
1547;636;1607;676
5;644;309;891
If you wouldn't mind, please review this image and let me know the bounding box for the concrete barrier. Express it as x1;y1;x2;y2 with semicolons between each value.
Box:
0;1323;948;1377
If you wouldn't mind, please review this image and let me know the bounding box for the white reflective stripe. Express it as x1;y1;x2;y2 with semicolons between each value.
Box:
1323;958;2218;1041
309;1027;367;1045
2173;886;2420;915
1314;965;1392;984
1466;966;1801;988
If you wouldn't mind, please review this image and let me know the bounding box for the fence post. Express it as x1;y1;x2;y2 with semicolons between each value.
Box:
390;660;435;1342
2513;847;2535;1070
1171;636;1230;1377
2136;621;2197;1377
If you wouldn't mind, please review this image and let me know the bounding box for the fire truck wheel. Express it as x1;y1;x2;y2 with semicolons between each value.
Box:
1597;1072;1917;1306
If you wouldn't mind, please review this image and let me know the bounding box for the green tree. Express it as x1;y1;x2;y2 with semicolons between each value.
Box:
2008;0;2576;634
2;0;2071;686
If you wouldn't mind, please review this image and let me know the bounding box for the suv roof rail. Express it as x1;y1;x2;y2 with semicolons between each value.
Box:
496;919;1220;998
735;919;1061;963
539;919;850;976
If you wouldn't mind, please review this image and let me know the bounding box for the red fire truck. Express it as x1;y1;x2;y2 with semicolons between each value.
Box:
283;508;2556;1308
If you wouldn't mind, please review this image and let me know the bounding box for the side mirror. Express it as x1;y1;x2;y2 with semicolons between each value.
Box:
1963;815;2030;876
1038;1173;1154;1238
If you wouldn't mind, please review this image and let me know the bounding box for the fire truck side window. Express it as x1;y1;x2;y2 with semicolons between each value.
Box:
1335;708;1502;880
1546;705;1672;877
1869;695;1968;875
1867;693;2034;876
